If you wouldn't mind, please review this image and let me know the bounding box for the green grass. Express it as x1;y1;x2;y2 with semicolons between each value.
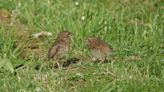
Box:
0;0;164;92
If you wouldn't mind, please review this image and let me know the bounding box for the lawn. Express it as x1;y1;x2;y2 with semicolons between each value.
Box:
0;0;164;92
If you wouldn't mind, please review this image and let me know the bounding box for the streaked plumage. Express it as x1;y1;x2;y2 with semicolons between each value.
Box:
85;37;113;61
48;31;71;61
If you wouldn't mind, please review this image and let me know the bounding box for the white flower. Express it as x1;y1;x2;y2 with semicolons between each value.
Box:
75;2;79;6
81;16;85;21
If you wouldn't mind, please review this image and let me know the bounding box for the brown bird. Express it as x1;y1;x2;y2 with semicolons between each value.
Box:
85;37;113;62
47;31;72;67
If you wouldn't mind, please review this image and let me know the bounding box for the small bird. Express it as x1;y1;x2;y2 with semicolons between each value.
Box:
47;31;72;68
85;37;113;62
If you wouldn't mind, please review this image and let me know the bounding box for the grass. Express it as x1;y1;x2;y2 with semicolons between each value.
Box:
0;0;164;92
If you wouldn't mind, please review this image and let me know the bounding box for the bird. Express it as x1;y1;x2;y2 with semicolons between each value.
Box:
47;31;72;68
85;37;113;62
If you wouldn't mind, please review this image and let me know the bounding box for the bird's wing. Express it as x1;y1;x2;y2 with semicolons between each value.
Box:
99;42;113;53
48;45;60;60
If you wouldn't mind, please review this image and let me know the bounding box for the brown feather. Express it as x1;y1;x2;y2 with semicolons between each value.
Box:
86;37;113;61
47;31;71;60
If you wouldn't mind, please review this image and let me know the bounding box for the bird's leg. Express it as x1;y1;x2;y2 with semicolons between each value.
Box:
57;59;64;70
99;61;103;64
99;60;104;64
57;62;62;70
99;57;106;64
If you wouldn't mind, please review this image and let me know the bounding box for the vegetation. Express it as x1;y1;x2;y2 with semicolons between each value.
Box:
0;0;164;92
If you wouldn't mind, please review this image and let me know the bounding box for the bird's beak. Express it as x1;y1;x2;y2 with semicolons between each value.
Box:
69;32;73;36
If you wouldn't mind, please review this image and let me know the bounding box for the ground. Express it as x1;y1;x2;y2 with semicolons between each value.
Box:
0;0;164;92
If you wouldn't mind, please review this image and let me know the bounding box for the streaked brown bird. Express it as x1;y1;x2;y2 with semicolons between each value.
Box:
85;37;113;62
47;31;72;66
